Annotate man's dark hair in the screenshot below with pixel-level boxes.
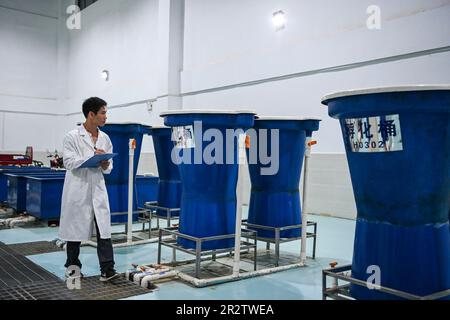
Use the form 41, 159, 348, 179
82, 97, 107, 118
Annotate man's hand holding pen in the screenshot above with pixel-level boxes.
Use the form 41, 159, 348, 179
95, 148, 110, 170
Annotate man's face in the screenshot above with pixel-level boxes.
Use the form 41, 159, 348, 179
91, 106, 107, 127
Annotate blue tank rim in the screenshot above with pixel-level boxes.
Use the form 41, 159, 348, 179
321, 86, 450, 119
160, 109, 256, 116
253, 117, 321, 132
3, 172, 63, 176
161, 110, 256, 128
321, 85, 450, 104
147, 126, 172, 136
99, 122, 152, 134
0, 167, 52, 173
23, 176, 66, 181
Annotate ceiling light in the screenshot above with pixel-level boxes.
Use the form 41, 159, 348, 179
101, 70, 109, 81
272, 10, 286, 31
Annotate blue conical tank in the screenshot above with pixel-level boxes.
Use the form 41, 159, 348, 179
322, 85, 450, 300
246, 117, 320, 238
161, 110, 255, 250
101, 122, 151, 223
147, 127, 182, 217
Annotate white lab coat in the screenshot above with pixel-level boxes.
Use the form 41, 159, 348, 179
58, 125, 113, 241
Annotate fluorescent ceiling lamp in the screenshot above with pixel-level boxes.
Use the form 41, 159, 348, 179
272, 10, 286, 31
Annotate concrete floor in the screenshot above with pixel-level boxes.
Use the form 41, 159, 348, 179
0, 213, 355, 300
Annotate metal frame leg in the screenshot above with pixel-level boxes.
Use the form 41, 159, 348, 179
253, 233, 257, 271
313, 223, 317, 259
167, 208, 171, 228
275, 228, 280, 267
195, 240, 201, 279
148, 211, 153, 239
322, 270, 327, 300
157, 229, 162, 264
172, 247, 176, 263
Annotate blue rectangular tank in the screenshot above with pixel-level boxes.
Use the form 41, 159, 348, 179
246, 117, 320, 238
101, 123, 151, 223
162, 110, 255, 250
5, 170, 61, 212
322, 85, 450, 300
25, 175, 65, 220
0, 167, 52, 202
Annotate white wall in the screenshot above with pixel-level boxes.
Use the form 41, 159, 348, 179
1, 0, 449, 219
182, 0, 450, 153
0, 0, 61, 152
64, 0, 160, 113
181, 0, 450, 218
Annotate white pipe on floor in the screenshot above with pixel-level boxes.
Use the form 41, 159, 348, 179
177, 263, 306, 288
140, 270, 179, 288
85, 238, 160, 248
300, 137, 312, 265
9, 215, 36, 228
133, 270, 155, 283
3, 217, 16, 226
127, 139, 136, 245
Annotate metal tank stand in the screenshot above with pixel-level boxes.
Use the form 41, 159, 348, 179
143, 201, 180, 238
110, 208, 152, 238
86, 208, 155, 248
322, 264, 450, 300
241, 220, 317, 267
157, 227, 258, 279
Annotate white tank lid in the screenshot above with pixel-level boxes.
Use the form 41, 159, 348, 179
160, 109, 256, 116
256, 116, 322, 121
322, 85, 450, 103
148, 125, 170, 129
103, 122, 151, 126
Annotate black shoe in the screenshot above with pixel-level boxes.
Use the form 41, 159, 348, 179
99, 270, 120, 282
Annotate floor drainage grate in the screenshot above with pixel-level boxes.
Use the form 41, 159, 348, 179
74, 275, 157, 300
0, 242, 60, 288
8, 241, 64, 256
0, 280, 82, 300
0, 242, 156, 300
0, 275, 156, 300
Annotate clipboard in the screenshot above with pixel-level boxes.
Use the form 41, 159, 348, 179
79, 153, 117, 168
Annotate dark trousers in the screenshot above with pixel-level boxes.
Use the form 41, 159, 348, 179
65, 218, 115, 274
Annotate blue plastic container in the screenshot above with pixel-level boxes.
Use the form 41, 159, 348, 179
246, 117, 320, 238
135, 175, 159, 208
25, 175, 65, 220
322, 86, 450, 300
100, 123, 151, 223
0, 166, 18, 201
0, 167, 51, 202
5, 169, 59, 212
147, 127, 182, 216
162, 110, 256, 250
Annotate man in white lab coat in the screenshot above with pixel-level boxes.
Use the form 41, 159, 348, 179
59, 97, 119, 282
